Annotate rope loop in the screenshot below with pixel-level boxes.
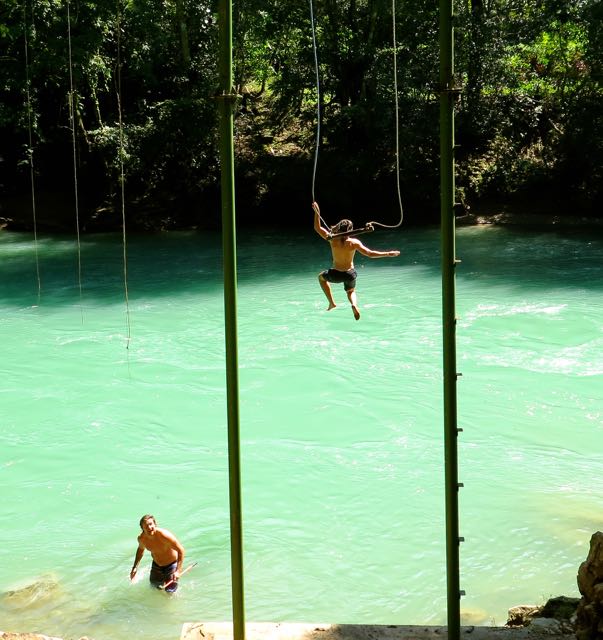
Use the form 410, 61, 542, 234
309, 0, 404, 232
66, 0, 84, 319
116, 2, 132, 349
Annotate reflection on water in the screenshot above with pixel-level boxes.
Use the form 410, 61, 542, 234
1, 225, 602, 638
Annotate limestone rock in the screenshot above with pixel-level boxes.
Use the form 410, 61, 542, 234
507, 595, 579, 634
529, 618, 564, 633
576, 532, 603, 640
507, 606, 542, 627
540, 596, 580, 620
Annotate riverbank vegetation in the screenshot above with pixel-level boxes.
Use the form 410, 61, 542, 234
1, 0, 601, 231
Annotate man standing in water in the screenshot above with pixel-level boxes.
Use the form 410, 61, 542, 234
130, 514, 185, 593
313, 201, 400, 320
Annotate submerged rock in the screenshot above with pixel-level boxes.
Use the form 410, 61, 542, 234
0, 633, 62, 639
1, 575, 61, 610
0, 633, 92, 640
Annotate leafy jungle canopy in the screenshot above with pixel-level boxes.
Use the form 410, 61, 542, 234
1, 0, 601, 230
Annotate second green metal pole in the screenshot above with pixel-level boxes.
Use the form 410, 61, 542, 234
440, 0, 462, 638
217, 0, 245, 637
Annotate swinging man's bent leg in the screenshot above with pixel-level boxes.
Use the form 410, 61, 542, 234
346, 288, 360, 321
318, 273, 337, 311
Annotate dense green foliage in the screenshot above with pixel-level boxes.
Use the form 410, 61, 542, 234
456, 0, 602, 214
1, 0, 601, 230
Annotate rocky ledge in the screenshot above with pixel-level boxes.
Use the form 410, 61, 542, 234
6, 532, 603, 640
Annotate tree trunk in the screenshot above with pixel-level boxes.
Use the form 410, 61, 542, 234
174, 0, 191, 68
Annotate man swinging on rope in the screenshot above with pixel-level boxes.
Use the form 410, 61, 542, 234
313, 201, 400, 320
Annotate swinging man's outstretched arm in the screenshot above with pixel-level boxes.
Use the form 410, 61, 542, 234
353, 238, 400, 258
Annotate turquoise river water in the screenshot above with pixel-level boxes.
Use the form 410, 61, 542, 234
1, 224, 602, 640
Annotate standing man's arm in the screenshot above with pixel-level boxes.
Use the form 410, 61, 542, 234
174, 536, 185, 578
313, 202, 331, 240
130, 543, 145, 581
160, 529, 185, 579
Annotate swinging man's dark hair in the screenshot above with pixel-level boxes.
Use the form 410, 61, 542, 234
331, 219, 353, 234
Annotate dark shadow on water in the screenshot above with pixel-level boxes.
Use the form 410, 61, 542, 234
1, 225, 602, 307
454, 225, 603, 293
1, 231, 225, 306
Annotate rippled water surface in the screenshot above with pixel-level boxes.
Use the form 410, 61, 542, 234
1, 224, 602, 639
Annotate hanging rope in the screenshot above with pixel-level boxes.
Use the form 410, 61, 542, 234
309, 0, 404, 237
308, 0, 331, 233
66, 0, 84, 320
309, 0, 321, 206
366, 0, 404, 231
23, 0, 41, 301
116, 3, 131, 349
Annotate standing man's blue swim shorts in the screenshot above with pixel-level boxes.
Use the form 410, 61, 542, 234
150, 560, 179, 593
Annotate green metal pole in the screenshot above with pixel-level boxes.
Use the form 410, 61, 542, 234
439, 0, 462, 637
217, 0, 245, 637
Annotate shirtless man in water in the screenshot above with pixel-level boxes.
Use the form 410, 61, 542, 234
130, 514, 185, 593
313, 201, 400, 320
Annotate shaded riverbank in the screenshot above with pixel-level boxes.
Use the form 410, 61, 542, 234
2, 191, 602, 234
